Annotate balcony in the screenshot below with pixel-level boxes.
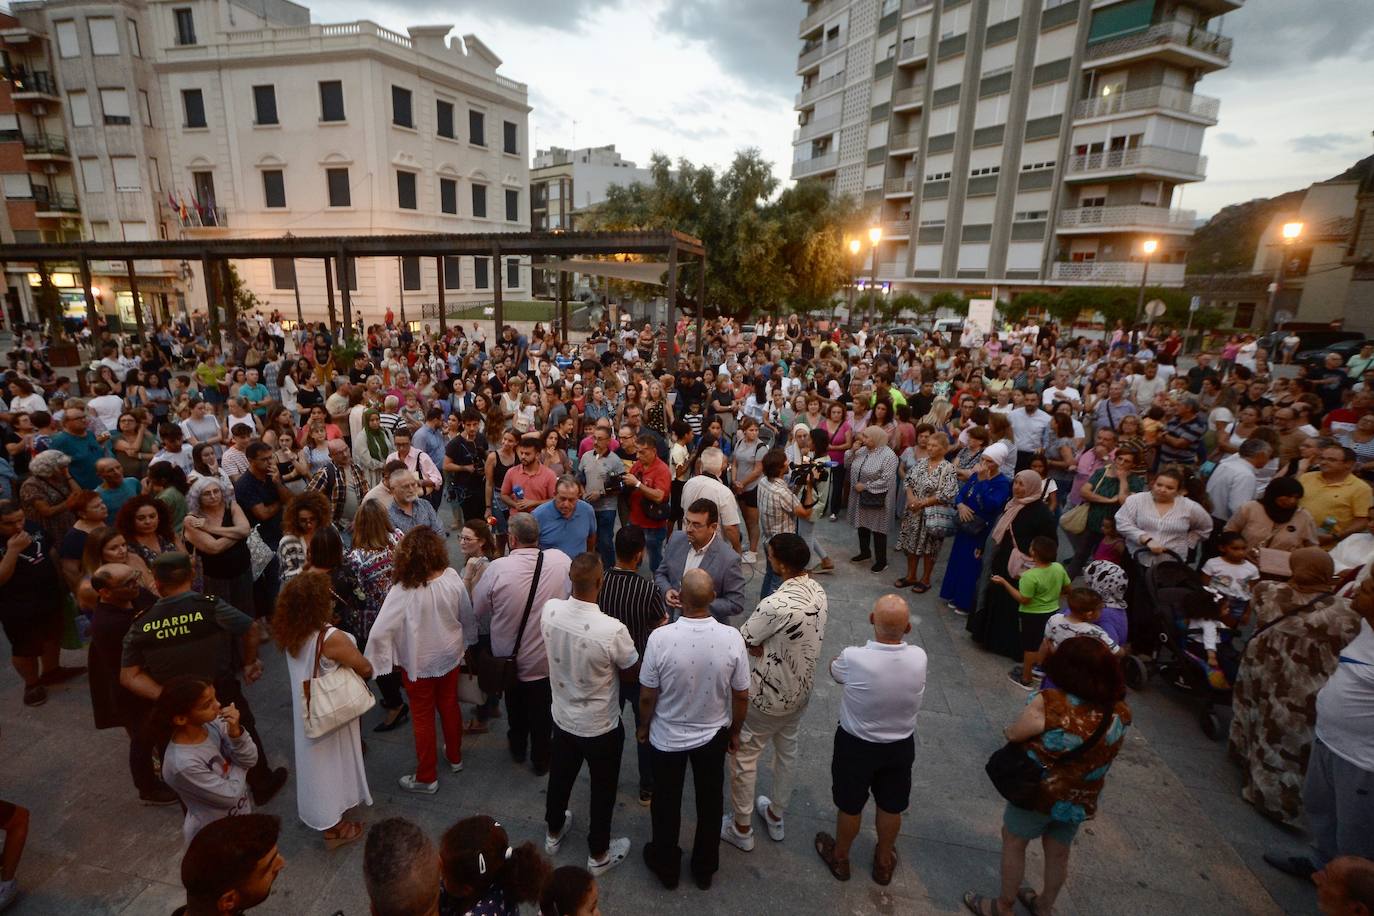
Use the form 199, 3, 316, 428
1065, 145, 1207, 182
795, 70, 845, 108
1057, 205, 1197, 234
794, 113, 841, 143
884, 176, 915, 196
21, 132, 70, 160
882, 220, 913, 237
797, 37, 841, 73
1074, 85, 1220, 123
892, 84, 925, 110
902, 0, 934, 12
176, 206, 229, 230
1084, 21, 1232, 72
8, 69, 59, 100
791, 151, 839, 179
799, 0, 846, 37
32, 190, 79, 216
889, 129, 920, 153
1050, 260, 1186, 286
898, 36, 927, 64
877, 261, 908, 277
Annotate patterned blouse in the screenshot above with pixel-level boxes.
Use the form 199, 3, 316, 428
345, 543, 396, 642
1025, 689, 1132, 822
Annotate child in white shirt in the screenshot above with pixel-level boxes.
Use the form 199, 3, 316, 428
1039, 586, 1122, 660
1201, 532, 1261, 625
1183, 588, 1238, 689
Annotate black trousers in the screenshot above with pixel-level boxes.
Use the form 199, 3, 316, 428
618, 680, 653, 790
376, 671, 404, 710
505, 677, 553, 768
546, 722, 624, 858
646, 727, 729, 883
213, 677, 274, 788
123, 696, 160, 794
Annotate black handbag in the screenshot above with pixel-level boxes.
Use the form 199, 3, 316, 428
475, 551, 544, 696
985, 703, 1114, 809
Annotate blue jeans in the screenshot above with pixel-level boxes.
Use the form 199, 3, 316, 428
595, 509, 618, 570
643, 526, 666, 578
759, 544, 781, 600
618, 679, 653, 791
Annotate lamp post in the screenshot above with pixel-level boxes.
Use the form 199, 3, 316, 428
1131, 237, 1159, 349
867, 225, 883, 325
1264, 221, 1304, 337
847, 237, 861, 322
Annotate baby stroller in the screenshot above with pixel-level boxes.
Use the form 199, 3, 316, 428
1124, 548, 1234, 739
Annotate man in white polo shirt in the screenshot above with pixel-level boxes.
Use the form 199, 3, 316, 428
638, 568, 750, 891
814, 593, 927, 887
680, 447, 743, 553
541, 552, 639, 877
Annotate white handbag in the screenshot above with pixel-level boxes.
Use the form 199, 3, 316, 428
301, 629, 376, 739
247, 525, 274, 581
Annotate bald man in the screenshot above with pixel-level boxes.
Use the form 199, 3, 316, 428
95, 457, 140, 517
815, 594, 927, 886
638, 567, 750, 891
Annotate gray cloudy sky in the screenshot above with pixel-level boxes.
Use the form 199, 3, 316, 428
330, 0, 1373, 218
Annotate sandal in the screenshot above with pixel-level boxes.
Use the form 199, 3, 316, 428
814, 832, 850, 881
893, 577, 919, 588
464, 718, 490, 735
1017, 886, 1044, 916
872, 847, 898, 886
962, 892, 1002, 916
911, 582, 931, 594
324, 820, 365, 850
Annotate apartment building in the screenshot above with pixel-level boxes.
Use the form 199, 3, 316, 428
792, 0, 1236, 304
6, 0, 531, 329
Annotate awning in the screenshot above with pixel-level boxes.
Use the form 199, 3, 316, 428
558, 258, 668, 287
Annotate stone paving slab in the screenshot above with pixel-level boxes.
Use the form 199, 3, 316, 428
0, 517, 1320, 915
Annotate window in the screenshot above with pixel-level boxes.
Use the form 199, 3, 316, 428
336, 257, 358, 291
442, 255, 461, 290
970, 165, 1000, 176
1021, 159, 1055, 171
506, 258, 519, 289
1078, 195, 1105, 208
2, 174, 33, 199
55, 20, 79, 57
436, 100, 454, 139
503, 121, 518, 155
88, 17, 119, 55
471, 183, 487, 218
401, 256, 421, 291
69, 91, 92, 127
121, 221, 149, 241
319, 81, 345, 122
182, 89, 206, 128
80, 158, 104, 192
111, 157, 140, 191
0, 114, 18, 141
469, 109, 485, 146
173, 8, 196, 46
504, 188, 519, 222
1013, 210, 1048, 221
439, 177, 457, 215
326, 168, 350, 207
271, 258, 296, 290
100, 88, 131, 124
139, 90, 153, 127
391, 86, 413, 128
252, 85, 277, 125
127, 19, 142, 56
397, 170, 417, 210
924, 170, 952, 182
473, 257, 489, 289
262, 169, 285, 208
149, 157, 161, 191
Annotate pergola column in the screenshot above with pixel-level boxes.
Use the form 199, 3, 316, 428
202, 253, 220, 345
337, 244, 352, 337
492, 245, 503, 340
324, 256, 337, 334
78, 254, 98, 334
126, 260, 145, 343
435, 256, 447, 336
665, 240, 678, 371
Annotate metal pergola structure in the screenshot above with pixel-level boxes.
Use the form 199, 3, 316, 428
0, 229, 708, 366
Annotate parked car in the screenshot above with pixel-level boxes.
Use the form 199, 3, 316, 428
1259, 329, 1363, 356
881, 325, 922, 337
1294, 338, 1374, 370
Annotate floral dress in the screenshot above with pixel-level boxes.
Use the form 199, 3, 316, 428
1025, 689, 1132, 823
896, 456, 958, 556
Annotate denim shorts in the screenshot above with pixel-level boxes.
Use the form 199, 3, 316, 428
1003, 803, 1079, 845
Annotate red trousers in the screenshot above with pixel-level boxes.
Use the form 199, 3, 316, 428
401, 668, 463, 783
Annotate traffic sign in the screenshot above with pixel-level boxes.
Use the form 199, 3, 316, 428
1144, 299, 1167, 319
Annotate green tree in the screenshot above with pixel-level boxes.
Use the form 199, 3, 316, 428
888, 292, 923, 323
1005, 292, 1053, 324
929, 291, 968, 316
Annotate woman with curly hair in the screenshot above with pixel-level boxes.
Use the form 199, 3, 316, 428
364, 527, 476, 794
271, 570, 373, 850
439, 815, 551, 915
277, 490, 332, 585
115, 494, 182, 565
539, 866, 599, 916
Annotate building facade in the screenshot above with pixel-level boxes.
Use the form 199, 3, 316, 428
792, 0, 1236, 304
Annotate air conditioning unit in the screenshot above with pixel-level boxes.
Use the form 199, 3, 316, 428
31, 102, 46, 116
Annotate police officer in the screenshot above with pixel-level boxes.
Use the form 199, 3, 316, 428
118, 552, 288, 804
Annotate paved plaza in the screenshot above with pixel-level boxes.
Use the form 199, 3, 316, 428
1, 517, 1321, 915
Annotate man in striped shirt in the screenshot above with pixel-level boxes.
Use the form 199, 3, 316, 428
598, 525, 668, 806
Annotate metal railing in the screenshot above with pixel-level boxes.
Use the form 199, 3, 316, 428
898, 36, 927, 62
1085, 21, 1233, 64
902, 0, 934, 12
9, 69, 57, 96
882, 220, 913, 236
796, 70, 845, 107
877, 261, 907, 275
1074, 84, 1220, 121
1057, 205, 1197, 230
884, 176, 915, 194
32, 189, 79, 212
791, 150, 840, 178
798, 37, 840, 70
1050, 261, 1186, 284
176, 206, 229, 228
1067, 145, 1207, 178
794, 113, 841, 143
799, 0, 846, 36
892, 84, 925, 108
888, 129, 921, 151
21, 133, 69, 156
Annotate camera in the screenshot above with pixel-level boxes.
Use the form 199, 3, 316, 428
603, 472, 625, 494
788, 457, 832, 489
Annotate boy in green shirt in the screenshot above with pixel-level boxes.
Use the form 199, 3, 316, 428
991, 535, 1071, 690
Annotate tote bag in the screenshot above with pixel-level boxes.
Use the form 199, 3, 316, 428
301, 629, 376, 739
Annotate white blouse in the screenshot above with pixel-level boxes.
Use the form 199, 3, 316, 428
365, 568, 474, 680
1115, 491, 1213, 563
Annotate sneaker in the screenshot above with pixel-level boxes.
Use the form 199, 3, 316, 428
21, 685, 46, 707
546, 810, 574, 854
756, 796, 785, 842
1008, 669, 1035, 691
720, 815, 755, 852
639, 787, 653, 807
588, 837, 631, 876
398, 774, 438, 795
449, 760, 464, 773
139, 784, 179, 806
828, 513, 837, 522
742, 551, 758, 564
0, 878, 17, 912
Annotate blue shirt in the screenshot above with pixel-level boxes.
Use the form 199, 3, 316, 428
99, 477, 140, 516
50, 430, 110, 489
239, 383, 269, 415
531, 499, 597, 559
388, 497, 444, 536
412, 424, 447, 476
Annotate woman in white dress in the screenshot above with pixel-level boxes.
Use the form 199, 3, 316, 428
272, 570, 373, 849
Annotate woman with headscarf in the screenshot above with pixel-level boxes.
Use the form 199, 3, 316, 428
1081, 560, 1130, 649
967, 468, 1058, 660
846, 425, 900, 573
1229, 547, 1360, 827
20, 449, 82, 546
1224, 475, 1320, 559
939, 447, 1012, 614
352, 408, 393, 489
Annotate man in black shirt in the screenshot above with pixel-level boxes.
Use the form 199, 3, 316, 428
443, 411, 489, 525
1185, 353, 1220, 394
0, 501, 84, 707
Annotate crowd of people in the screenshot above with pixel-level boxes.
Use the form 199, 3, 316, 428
1, 308, 1373, 914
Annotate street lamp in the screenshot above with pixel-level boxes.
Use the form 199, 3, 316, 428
1264, 221, 1304, 336
866, 226, 883, 325
1131, 237, 1159, 349
846, 237, 861, 321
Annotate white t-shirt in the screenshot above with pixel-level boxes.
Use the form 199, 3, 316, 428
1041, 386, 1081, 407
830, 640, 927, 743
1044, 613, 1118, 653
1315, 620, 1374, 771
639, 615, 749, 752
1201, 557, 1260, 603
151, 445, 194, 475
541, 596, 638, 738
680, 475, 742, 528
88, 394, 124, 431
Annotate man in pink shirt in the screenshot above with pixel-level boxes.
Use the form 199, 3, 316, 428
501, 435, 558, 513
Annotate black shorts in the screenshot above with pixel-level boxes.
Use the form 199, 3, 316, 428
2, 609, 61, 659
831, 726, 916, 816
1021, 612, 1052, 653
738, 489, 758, 509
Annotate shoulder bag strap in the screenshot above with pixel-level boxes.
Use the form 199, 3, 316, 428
1104, 400, 1115, 431
510, 550, 545, 658
1253, 591, 1334, 639
1056, 703, 1115, 763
